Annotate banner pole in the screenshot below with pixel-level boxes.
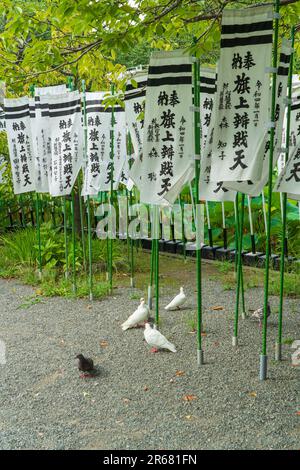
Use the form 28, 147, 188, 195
82, 79, 93, 300
261, 191, 268, 236
154, 204, 160, 326
233, 195, 246, 318
260, 0, 280, 381
233, 192, 245, 346
179, 192, 186, 260
128, 133, 135, 288
221, 202, 227, 250
67, 77, 77, 293
19, 194, 26, 228
62, 197, 69, 279
148, 231, 154, 310
78, 177, 87, 272
109, 83, 115, 295
194, 58, 204, 365
276, 26, 295, 361
29, 85, 42, 279
248, 195, 256, 254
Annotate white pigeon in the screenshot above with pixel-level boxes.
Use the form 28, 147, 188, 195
251, 302, 271, 328
165, 287, 186, 311
144, 323, 177, 353
121, 298, 150, 331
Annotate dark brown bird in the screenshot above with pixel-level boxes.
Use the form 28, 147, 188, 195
76, 354, 95, 378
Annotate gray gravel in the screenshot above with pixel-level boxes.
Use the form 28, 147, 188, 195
0, 273, 299, 450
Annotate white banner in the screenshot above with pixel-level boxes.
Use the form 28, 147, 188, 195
274, 143, 300, 195
44, 91, 83, 197
278, 84, 300, 176
198, 68, 236, 202
4, 97, 36, 194
130, 50, 194, 205
30, 84, 68, 193
200, 68, 216, 154
82, 92, 126, 195
224, 39, 292, 196
209, 5, 273, 182
125, 72, 146, 159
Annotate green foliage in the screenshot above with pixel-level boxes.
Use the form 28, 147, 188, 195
0, 222, 130, 276
0, 0, 299, 94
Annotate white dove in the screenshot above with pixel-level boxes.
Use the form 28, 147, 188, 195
121, 298, 150, 331
144, 323, 177, 353
251, 302, 271, 328
165, 287, 186, 311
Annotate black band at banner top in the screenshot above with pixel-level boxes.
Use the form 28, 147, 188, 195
48, 98, 81, 110
4, 103, 29, 113
124, 90, 146, 101
199, 86, 216, 95
221, 34, 273, 48
279, 53, 291, 64
277, 66, 289, 76
5, 111, 30, 119
42, 106, 81, 118
147, 76, 192, 87
221, 20, 273, 35
291, 102, 300, 111
200, 76, 216, 85
126, 81, 147, 92
148, 64, 192, 75
85, 106, 125, 114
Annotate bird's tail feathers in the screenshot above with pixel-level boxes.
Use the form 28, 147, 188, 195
166, 342, 177, 353
121, 321, 130, 331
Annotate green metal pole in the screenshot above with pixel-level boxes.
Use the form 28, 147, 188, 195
29, 85, 42, 279
68, 77, 77, 293
194, 58, 203, 365
260, 0, 280, 381
109, 84, 115, 294
276, 26, 295, 361
179, 193, 186, 260
127, 133, 135, 288
233, 193, 245, 346
234, 195, 246, 317
154, 205, 160, 326
62, 197, 69, 279
35, 193, 42, 279
71, 191, 76, 293
19, 194, 26, 228
82, 79, 93, 300
148, 215, 155, 310
78, 177, 87, 273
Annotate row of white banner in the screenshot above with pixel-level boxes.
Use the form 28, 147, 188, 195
0, 4, 300, 204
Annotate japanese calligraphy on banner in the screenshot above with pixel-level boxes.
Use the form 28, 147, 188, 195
130, 50, 194, 205
209, 5, 273, 182
81, 92, 127, 196
4, 97, 36, 194
125, 72, 147, 159
30, 84, 68, 193
274, 143, 300, 195
198, 68, 236, 202
224, 39, 292, 196
200, 68, 216, 154
43, 91, 83, 197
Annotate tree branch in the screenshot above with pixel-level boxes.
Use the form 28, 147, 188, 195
183, 0, 300, 24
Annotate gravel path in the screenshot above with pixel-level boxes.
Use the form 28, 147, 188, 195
0, 272, 299, 450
